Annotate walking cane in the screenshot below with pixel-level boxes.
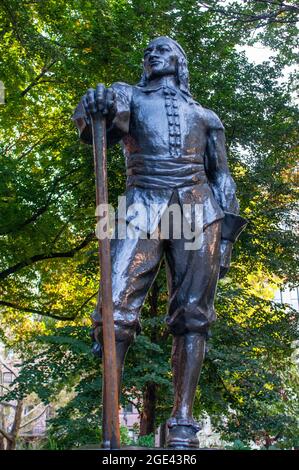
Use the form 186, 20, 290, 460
91, 112, 120, 449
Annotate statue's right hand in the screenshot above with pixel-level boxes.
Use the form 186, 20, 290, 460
82, 84, 115, 119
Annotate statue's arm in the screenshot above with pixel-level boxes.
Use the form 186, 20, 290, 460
72, 99, 93, 144
72, 82, 132, 147
205, 110, 239, 216
204, 109, 247, 277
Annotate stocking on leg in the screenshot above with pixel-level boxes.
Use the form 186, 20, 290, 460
167, 333, 206, 449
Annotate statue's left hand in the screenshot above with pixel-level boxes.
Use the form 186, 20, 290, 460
219, 239, 233, 279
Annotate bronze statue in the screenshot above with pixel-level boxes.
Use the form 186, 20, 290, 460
73, 36, 247, 449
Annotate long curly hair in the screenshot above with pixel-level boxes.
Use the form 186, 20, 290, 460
138, 36, 191, 96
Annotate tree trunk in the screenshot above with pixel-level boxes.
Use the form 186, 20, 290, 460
0, 406, 6, 449
0, 435, 5, 450
139, 382, 156, 436
6, 399, 23, 450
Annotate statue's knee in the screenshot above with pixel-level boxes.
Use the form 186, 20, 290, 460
114, 324, 136, 345
90, 307, 139, 358
166, 305, 212, 337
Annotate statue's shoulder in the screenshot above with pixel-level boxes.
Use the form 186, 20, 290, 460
202, 107, 224, 130
111, 81, 132, 92
111, 82, 133, 100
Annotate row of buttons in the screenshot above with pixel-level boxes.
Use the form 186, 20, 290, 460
163, 87, 181, 157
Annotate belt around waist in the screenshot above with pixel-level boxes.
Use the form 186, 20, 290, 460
126, 154, 207, 189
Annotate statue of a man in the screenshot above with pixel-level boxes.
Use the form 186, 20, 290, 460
73, 36, 246, 449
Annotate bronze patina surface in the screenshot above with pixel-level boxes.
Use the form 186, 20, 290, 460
73, 37, 247, 449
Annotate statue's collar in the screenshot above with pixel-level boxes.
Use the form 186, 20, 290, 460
136, 84, 195, 104
137, 84, 175, 93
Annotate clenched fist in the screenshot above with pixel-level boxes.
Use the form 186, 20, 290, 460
82, 83, 115, 119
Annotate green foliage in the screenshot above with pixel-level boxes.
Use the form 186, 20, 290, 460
0, 0, 298, 450
4, 326, 95, 403
135, 433, 155, 448
120, 426, 132, 447
225, 440, 251, 451
197, 284, 299, 448
42, 437, 62, 451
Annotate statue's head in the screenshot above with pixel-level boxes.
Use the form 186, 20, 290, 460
139, 36, 190, 94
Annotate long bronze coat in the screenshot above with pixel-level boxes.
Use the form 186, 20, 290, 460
73, 80, 246, 336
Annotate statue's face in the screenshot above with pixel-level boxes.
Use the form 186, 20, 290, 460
143, 39, 177, 80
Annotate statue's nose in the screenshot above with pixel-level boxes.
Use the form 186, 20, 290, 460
149, 53, 160, 64
149, 50, 160, 60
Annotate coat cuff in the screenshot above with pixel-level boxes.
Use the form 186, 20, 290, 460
221, 212, 248, 243
72, 100, 93, 144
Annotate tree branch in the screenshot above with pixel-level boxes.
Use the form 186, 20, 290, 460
0, 165, 84, 235
16, 136, 50, 160
0, 232, 94, 280
19, 403, 42, 420
208, 358, 240, 406
1, 129, 51, 158
0, 427, 12, 442
198, 0, 299, 25
0, 361, 17, 377
20, 61, 57, 97
0, 300, 77, 321
19, 405, 49, 430
0, 292, 97, 321
0, 402, 17, 408
0, 202, 51, 236
0, 384, 12, 392
256, 1, 299, 13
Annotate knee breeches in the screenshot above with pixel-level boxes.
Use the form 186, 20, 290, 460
93, 218, 221, 338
